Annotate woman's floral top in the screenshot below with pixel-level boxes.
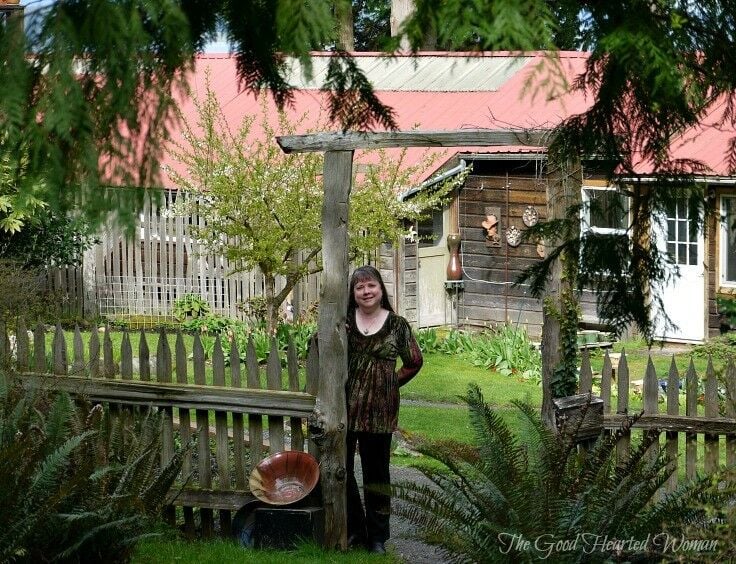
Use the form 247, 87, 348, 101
346, 311, 423, 433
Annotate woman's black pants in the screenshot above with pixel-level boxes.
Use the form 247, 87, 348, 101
346, 431, 392, 544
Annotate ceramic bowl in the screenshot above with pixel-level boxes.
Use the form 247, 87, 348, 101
249, 451, 319, 505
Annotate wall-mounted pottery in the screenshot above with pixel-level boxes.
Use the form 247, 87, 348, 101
482, 206, 502, 248
506, 226, 522, 247
522, 205, 539, 227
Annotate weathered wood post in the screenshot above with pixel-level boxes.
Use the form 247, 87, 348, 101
314, 150, 353, 549
542, 155, 582, 428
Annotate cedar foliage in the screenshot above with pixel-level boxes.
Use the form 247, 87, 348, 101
0, 371, 186, 563
394, 383, 728, 563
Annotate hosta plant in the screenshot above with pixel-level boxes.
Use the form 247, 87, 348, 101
394, 384, 727, 563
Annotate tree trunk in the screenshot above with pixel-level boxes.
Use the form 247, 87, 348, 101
264, 273, 278, 334
541, 156, 582, 427
335, 0, 354, 51
391, 0, 414, 51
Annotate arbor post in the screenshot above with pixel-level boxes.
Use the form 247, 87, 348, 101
314, 150, 353, 549
542, 156, 582, 427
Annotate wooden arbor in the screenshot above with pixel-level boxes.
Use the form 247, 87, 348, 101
276, 129, 551, 549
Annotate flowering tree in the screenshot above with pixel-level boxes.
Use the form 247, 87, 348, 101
168, 83, 461, 332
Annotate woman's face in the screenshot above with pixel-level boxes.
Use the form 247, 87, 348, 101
353, 276, 383, 311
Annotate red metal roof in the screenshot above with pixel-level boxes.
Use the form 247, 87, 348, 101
158, 51, 735, 190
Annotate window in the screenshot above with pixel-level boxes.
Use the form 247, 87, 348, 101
721, 196, 736, 285
417, 208, 444, 248
581, 186, 629, 234
665, 198, 698, 267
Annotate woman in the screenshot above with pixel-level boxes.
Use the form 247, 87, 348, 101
345, 265, 423, 554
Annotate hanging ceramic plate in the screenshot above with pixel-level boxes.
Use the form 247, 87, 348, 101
506, 226, 522, 247
522, 205, 539, 227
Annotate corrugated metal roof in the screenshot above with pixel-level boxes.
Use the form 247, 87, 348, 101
283, 53, 531, 91
155, 52, 736, 189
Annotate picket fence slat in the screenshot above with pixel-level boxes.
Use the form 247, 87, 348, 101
579, 348, 592, 394
230, 339, 247, 491
247, 336, 264, 473
727, 361, 736, 469
289, 336, 305, 452
267, 337, 286, 453
156, 329, 176, 525
88, 329, 100, 378
212, 336, 232, 534
175, 331, 195, 537
685, 359, 698, 480
616, 350, 630, 463
72, 326, 85, 376
600, 350, 612, 414
16, 319, 29, 371
665, 356, 679, 493
193, 333, 214, 537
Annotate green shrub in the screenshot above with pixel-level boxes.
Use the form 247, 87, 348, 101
0, 372, 185, 563
172, 293, 211, 322
394, 384, 728, 563
471, 325, 541, 382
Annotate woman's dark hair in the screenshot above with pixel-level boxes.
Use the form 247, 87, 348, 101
348, 265, 394, 314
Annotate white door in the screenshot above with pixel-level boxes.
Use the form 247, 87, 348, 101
417, 208, 449, 327
654, 198, 705, 342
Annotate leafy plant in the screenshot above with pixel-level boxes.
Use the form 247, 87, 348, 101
191, 313, 315, 366
182, 313, 237, 335
717, 295, 736, 331
437, 329, 475, 356
0, 371, 186, 563
172, 293, 210, 322
471, 325, 541, 382
415, 328, 439, 354
394, 384, 726, 563
692, 332, 736, 364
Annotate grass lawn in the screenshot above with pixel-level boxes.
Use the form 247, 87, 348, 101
400, 352, 541, 406
133, 538, 398, 563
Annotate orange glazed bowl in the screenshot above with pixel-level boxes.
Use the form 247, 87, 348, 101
249, 451, 320, 505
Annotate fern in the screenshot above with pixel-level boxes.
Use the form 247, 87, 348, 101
0, 371, 187, 563
394, 383, 728, 563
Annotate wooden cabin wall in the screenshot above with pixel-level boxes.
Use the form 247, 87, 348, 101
456, 173, 546, 336
454, 171, 599, 338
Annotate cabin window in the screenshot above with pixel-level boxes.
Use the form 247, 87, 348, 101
664, 198, 698, 267
720, 196, 736, 285
417, 208, 444, 248
581, 186, 628, 234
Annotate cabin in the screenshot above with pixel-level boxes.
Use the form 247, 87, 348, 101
69, 51, 736, 342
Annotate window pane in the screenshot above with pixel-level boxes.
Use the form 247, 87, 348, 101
418, 208, 443, 248
678, 220, 688, 242
667, 219, 675, 241
689, 243, 697, 265
585, 189, 628, 230
678, 243, 687, 265
667, 242, 676, 260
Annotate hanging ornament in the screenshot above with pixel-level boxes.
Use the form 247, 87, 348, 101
522, 205, 539, 227
506, 226, 522, 247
